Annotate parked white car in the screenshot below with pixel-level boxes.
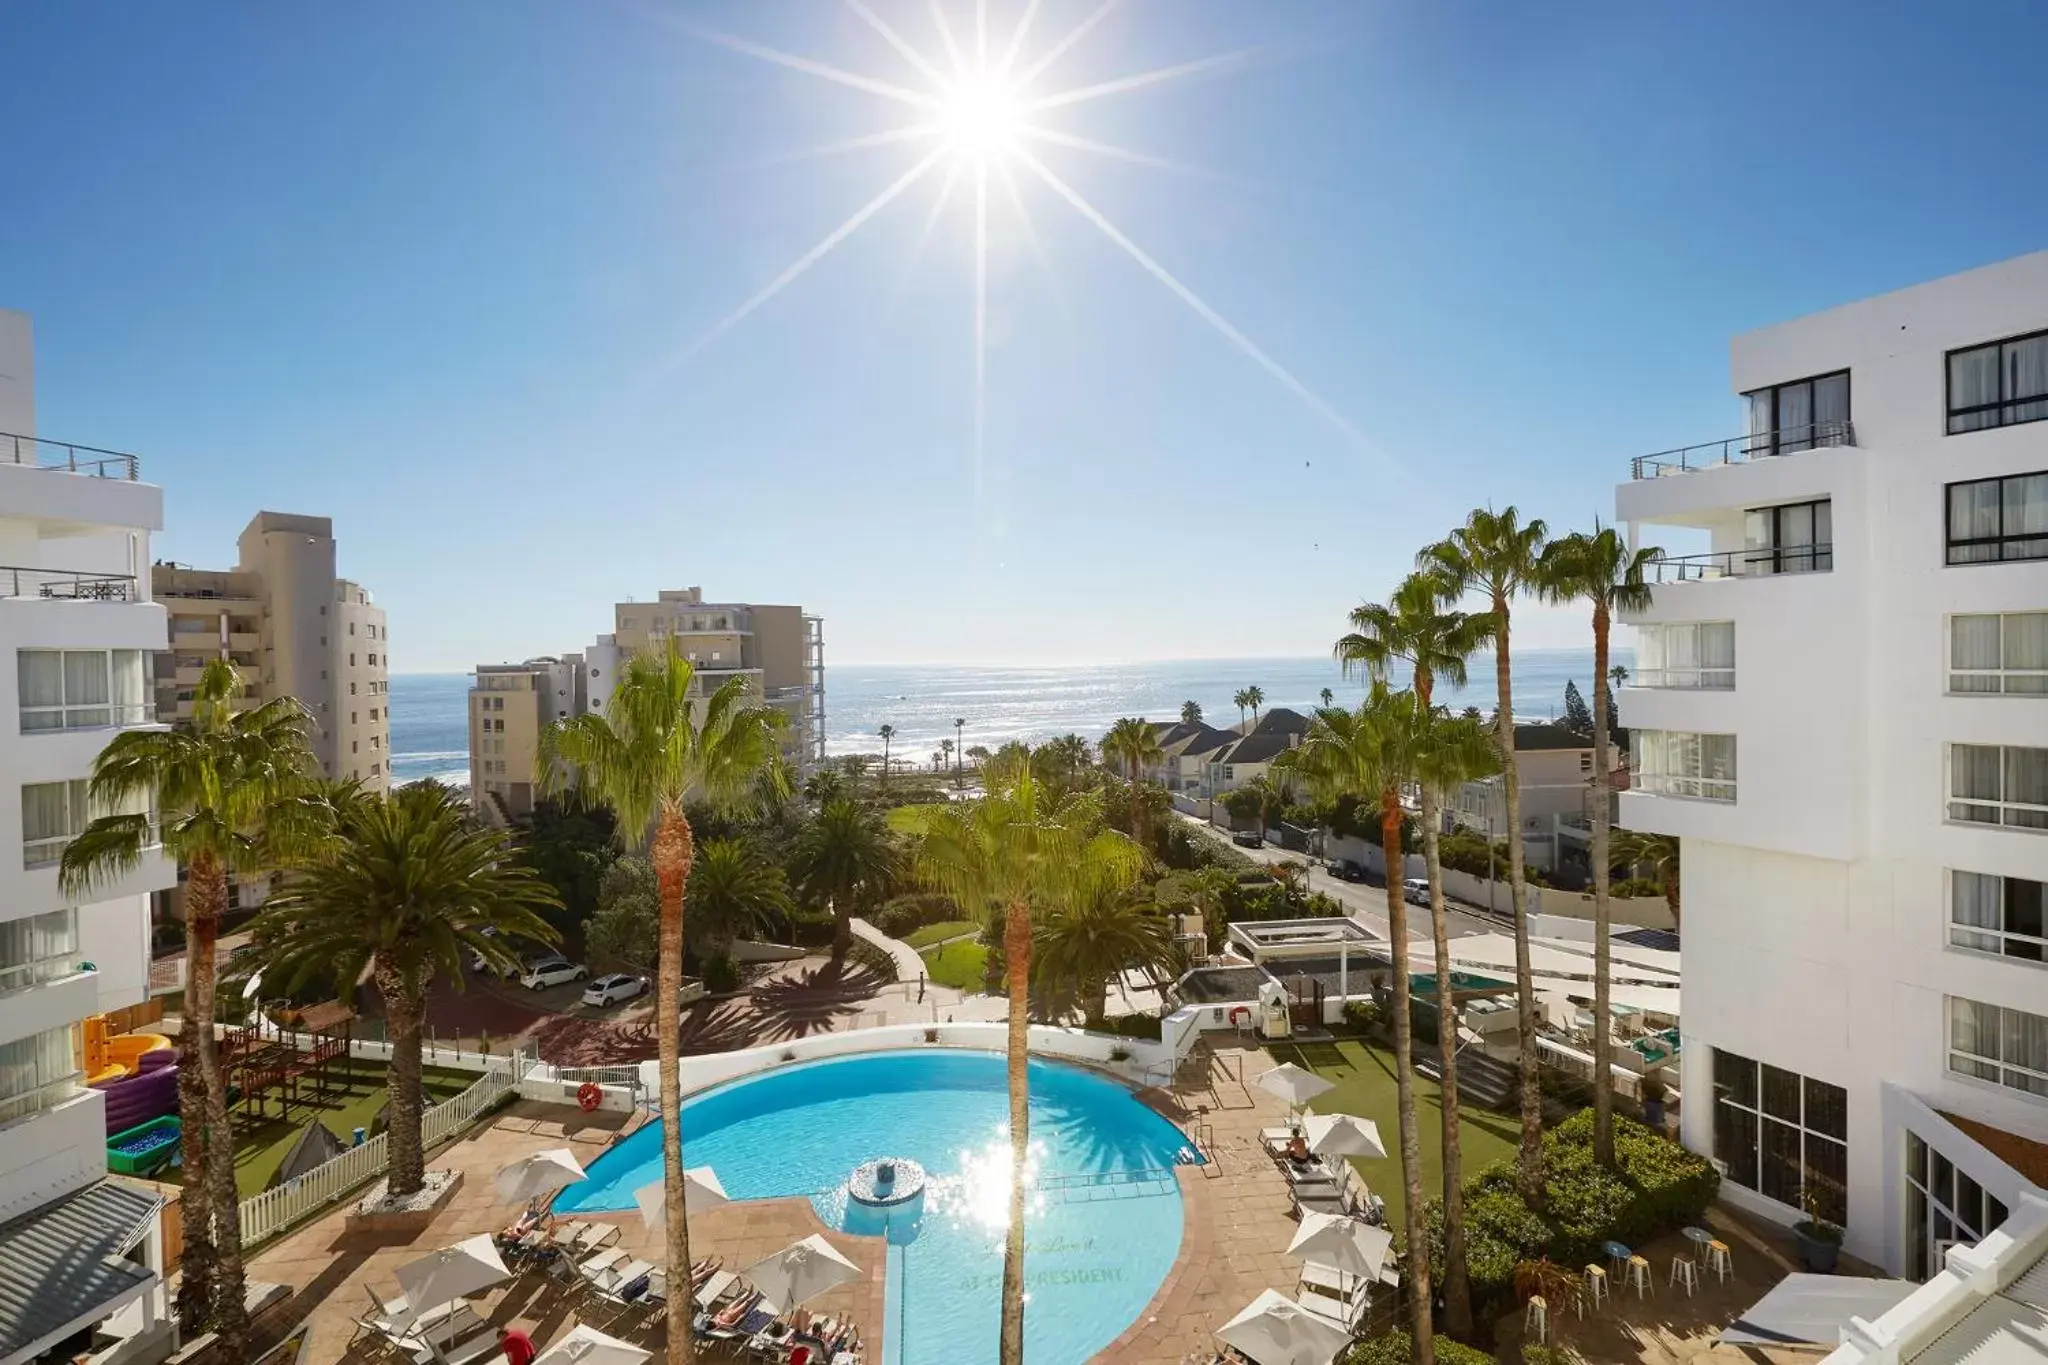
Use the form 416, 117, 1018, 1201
581, 974, 648, 1008
1402, 878, 1431, 906
521, 955, 588, 990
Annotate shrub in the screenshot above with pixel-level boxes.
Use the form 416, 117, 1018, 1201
1523, 1344, 1577, 1365
1611, 877, 1664, 900
1096, 1013, 1164, 1042
788, 912, 837, 949
699, 954, 741, 995
1342, 999, 1384, 1033
1347, 1332, 1492, 1365
871, 892, 962, 939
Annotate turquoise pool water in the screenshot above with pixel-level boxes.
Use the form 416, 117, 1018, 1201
554, 1050, 1197, 1365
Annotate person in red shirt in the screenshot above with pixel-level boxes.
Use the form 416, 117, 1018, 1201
498, 1327, 536, 1365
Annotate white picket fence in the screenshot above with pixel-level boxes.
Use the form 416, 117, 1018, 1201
236, 1049, 530, 1247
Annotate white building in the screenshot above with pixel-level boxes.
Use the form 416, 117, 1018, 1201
1616, 253, 2048, 1279
0, 311, 177, 1362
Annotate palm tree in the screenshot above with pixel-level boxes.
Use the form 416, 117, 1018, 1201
910, 765, 1141, 1363
840, 753, 871, 790
539, 646, 787, 1365
1032, 851, 1167, 1027
878, 723, 896, 786
1232, 687, 1251, 733
1245, 683, 1265, 729
1332, 569, 1489, 1332
1180, 699, 1203, 725
1424, 504, 1551, 1204
1102, 716, 1163, 784
687, 836, 795, 957
1543, 524, 1660, 1165
251, 783, 560, 1194
1279, 688, 1440, 1365
954, 716, 966, 786
58, 660, 327, 1353
1319, 686, 1334, 709
790, 797, 896, 961
1612, 828, 1681, 928
942, 737, 956, 781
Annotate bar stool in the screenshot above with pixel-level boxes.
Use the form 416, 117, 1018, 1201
1705, 1239, 1735, 1284
1582, 1264, 1608, 1313
1669, 1254, 1700, 1297
1524, 1295, 1548, 1344
1625, 1254, 1654, 1299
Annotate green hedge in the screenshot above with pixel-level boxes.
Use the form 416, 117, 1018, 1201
871, 892, 963, 939
1094, 1013, 1163, 1042
1347, 1332, 1493, 1365
1425, 1110, 1718, 1315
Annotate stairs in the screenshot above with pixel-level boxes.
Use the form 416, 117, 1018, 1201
1416, 1042, 1519, 1111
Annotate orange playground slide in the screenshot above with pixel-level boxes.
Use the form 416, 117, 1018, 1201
83, 1014, 174, 1084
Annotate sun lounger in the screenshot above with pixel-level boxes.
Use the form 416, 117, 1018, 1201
1284, 1158, 1336, 1186
694, 1270, 740, 1309
696, 1288, 764, 1339
550, 1219, 621, 1254
577, 1246, 628, 1279
1296, 1285, 1369, 1332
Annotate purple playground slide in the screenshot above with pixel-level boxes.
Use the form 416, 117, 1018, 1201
98, 1061, 180, 1135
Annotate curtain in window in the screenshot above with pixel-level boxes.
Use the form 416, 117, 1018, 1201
1951, 616, 2003, 692
1777, 383, 1814, 453
1951, 871, 2004, 953
20, 781, 79, 845
1950, 482, 2004, 562
111, 651, 145, 722
1747, 392, 1775, 455
2011, 335, 2048, 424
0, 1025, 74, 1104
1951, 346, 2001, 432
2002, 474, 2048, 560
16, 652, 63, 730
2005, 614, 2048, 682
1701, 622, 1736, 680
1814, 373, 1851, 443
2004, 747, 2048, 828
1951, 997, 1996, 1064
1702, 734, 1737, 782
63, 651, 110, 726
1951, 744, 2003, 809
1998, 1004, 2048, 1094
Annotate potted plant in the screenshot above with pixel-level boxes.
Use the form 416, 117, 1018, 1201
1639, 1072, 1668, 1129
1794, 1184, 1844, 1272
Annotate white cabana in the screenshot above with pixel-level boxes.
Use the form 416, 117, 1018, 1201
1302, 1112, 1387, 1161
743, 1234, 862, 1313
394, 1234, 509, 1320
1256, 1063, 1335, 1112
495, 1148, 589, 1204
1217, 1288, 1352, 1365
532, 1324, 653, 1365
633, 1167, 730, 1229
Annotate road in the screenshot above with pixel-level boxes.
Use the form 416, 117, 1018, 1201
1176, 814, 1508, 945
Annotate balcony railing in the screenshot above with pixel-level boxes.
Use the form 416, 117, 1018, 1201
0, 566, 138, 601
2, 431, 141, 480
1630, 421, 1854, 480
0, 956, 86, 997
1644, 544, 1832, 583
0, 1072, 86, 1127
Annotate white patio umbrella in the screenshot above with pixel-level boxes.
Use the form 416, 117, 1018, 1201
1302, 1112, 1387, 1160
1287, 1210, 1394, 1292
495, 1148, 589, 1203
532, 1324, 652, 1365
742, 1234, 862, 1313
632, 1167, 730, 1229
1216, 1288, 1353, 1365
394, 1234, 509, 1319
1255, 1063, 1335, 1113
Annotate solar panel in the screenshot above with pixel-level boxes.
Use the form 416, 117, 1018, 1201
1616, 927, 1681, 952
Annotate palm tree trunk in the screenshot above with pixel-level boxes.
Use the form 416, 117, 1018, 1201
377, 958, 428, 1197
1493, 598, 1546, 1205
172, 859, 220, 1337
1086, 977, 1109, 1031
831, 897, 853, 965
185, 851, 249, 1355
1381, 791, 1435, 1365
999, 898, 1034, 1365
1420, 786, 1471, 1337
653, 810, 699, 1365
1590, 606, 1616, 1166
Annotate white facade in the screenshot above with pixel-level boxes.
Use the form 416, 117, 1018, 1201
0, 312, 177, 1225
1616, 254, 2048, 1277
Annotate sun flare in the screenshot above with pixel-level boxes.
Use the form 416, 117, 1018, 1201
937, 74, 1027, 160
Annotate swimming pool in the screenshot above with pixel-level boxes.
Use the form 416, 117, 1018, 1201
554, 1050, 1199, 1364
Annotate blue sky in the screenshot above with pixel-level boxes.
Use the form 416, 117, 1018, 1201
4, 1, 2044, 670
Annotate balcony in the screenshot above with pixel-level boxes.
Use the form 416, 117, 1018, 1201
1, 431, 141, 481
1629, 421, 1854, 481
0, 566, 138, 602
1643, 544, 1832, 584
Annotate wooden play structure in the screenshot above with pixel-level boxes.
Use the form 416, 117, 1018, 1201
223, 1000, 355, 1123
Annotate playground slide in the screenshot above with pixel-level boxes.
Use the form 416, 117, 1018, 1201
100, 1063, 179, 1136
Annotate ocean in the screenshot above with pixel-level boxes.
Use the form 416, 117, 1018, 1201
386, 648, 1627, 785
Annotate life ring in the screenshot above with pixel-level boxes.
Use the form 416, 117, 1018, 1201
577, 1082, 602, 1113
1227, 1005, 1253, 1029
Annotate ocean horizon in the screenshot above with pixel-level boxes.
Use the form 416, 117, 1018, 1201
387, 648, 1628, 787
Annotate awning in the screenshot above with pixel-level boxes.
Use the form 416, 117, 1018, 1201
1912, 1294, 2048, 1365
1721, 1274, 1919, 1348
0, 1180, 162, 1365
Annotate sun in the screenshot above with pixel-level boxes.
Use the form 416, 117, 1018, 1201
936, 73, 1026, 160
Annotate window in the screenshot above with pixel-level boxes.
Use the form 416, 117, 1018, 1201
1948, 473, 2048, 565
1905, 1132, 2010, 1280
1745, 370, 1852, 454
349, 654, 355, 667
370, 735, 379, 750
1948, 330, 2048, 434
349, 623, 355, 635
1635, 622, 1736, 689
1950, 613, 2048, 694
21, 779, 90, 868
0, 1024, 81, 1125
1631, 730, 1737, 802
1712, 1049, 1847, 1225
17, 650, 148, 731
1948, 744, 2048, 829
1951, 871, 2046, 964
351, 740, 358, 754
350, 682, 357, 696
369, 708, 378, 721
351, 712, 358, 725
1948, 997, 2048, 1098
0, 909, 79, 995
1744, 499, 1833, 575
370, 762, 380, 776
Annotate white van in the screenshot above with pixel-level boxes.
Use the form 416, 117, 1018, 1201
1402, 878, 1431, 906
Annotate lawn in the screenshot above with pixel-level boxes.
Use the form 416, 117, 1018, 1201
920, 940, 990, 991
902, 920, 978, 950
1266, 1037, 1522, 1240
153, 1058, 477, 1197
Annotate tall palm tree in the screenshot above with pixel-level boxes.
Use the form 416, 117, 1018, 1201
1612, 828, 1681, 929
686, 836, 794, 957
1423, 504, 1551, 1204
1332, 569, 1489, 1332
1102, 716, 1163, 784
954, 717, 966, 786
1232, 687, 1252, 733
790, 797, 895, 961
58, 660, 327, 1353
910, 766, 1141, 1364
539, 647, 787, 1365
1180, 699, 1203, 725
1319, 686, 1334, 709
942, 737, 956, 780
1245, 683, 1265, 729
1279, 688, 1440, 1365
1031, 850, 1167, 1027
250, 783, 560, 1194
1543, 524, 1660, 1165
878, 723, 895, 787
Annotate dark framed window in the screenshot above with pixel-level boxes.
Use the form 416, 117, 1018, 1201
1948, 330, 2048, 434
1745, 371, 1851, 455
1744, 499, 1833, 574
1712, 1047, 1848, 1225
1948, 473, 2048, 564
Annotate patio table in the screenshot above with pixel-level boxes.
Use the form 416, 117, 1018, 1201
1682, 1226, 1715, 1260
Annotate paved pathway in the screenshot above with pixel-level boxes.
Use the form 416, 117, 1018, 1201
849, 916, 926, 982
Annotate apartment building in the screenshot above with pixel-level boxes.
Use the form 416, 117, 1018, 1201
0, 310, 176, 1360
1450, 722, 1627, 876
1615, 253, 2048, 1278
154, 511, 389, 790
470, 655, 586, 823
